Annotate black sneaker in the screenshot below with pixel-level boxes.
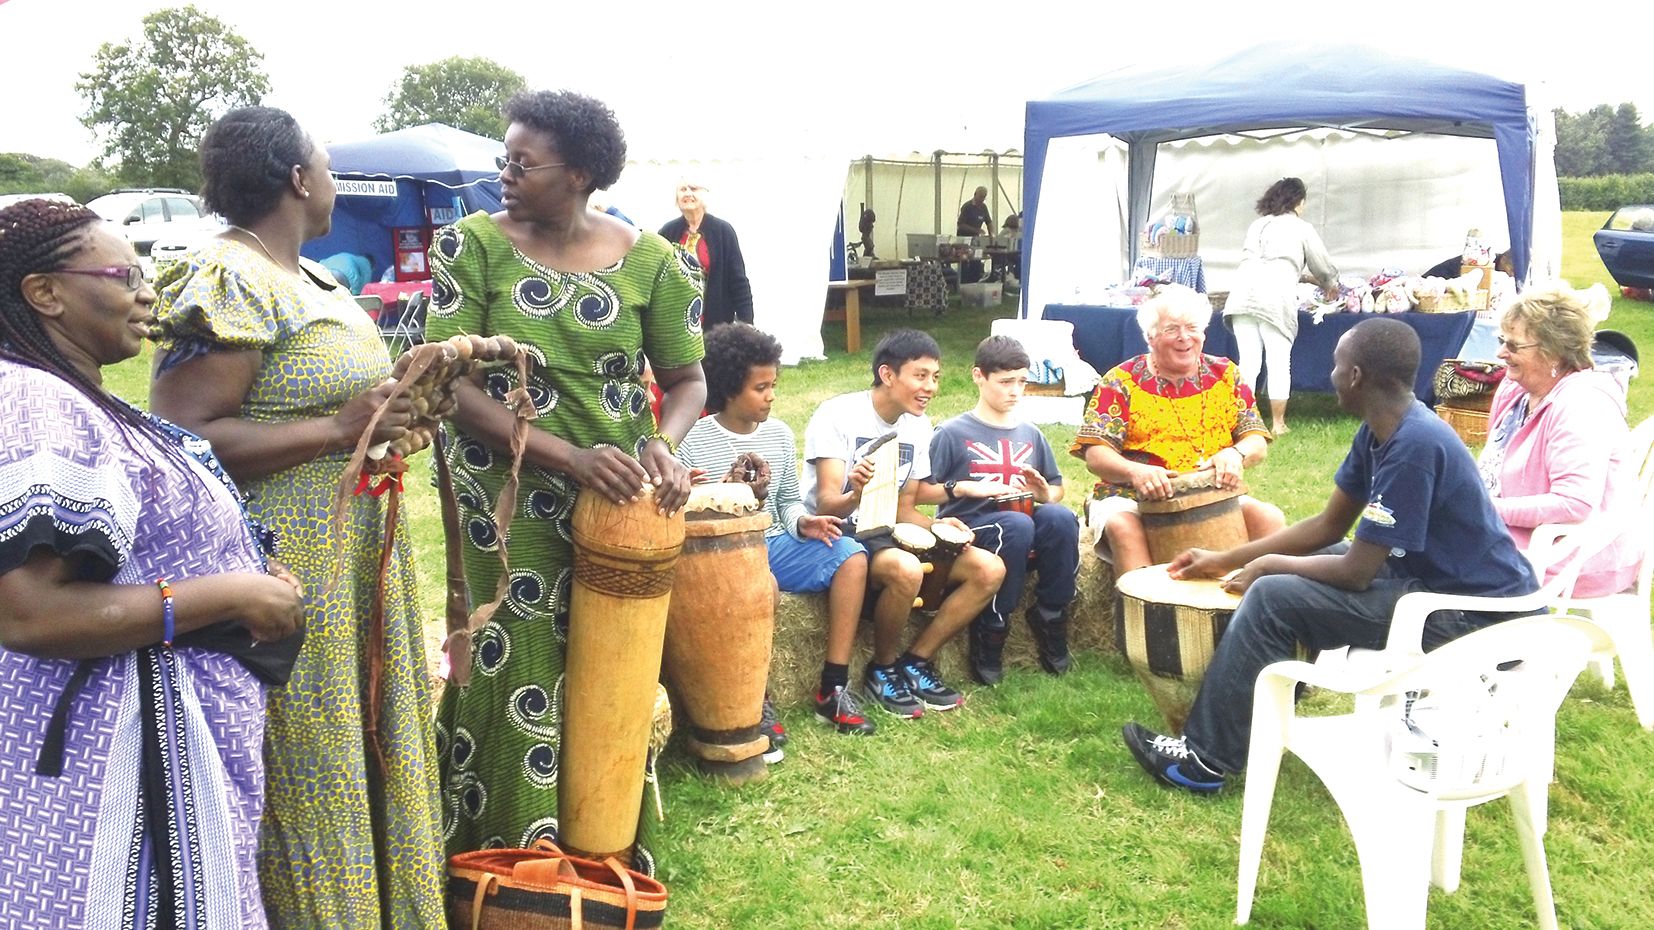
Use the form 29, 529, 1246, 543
813, 685, 876, 735
862, 664, 924, 719
969, 625, 1006, 686
1027, 608, 1072, 676
1121, 722, 1224, 795
759, 698, 787, 763
898, 657, 966, 711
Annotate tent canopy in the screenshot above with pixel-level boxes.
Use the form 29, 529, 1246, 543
302, 123, 504, 282
1022, 42, 1545, 310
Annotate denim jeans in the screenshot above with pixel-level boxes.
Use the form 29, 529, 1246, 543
1181, 553, 1486, 774
966, 504, 1080, 631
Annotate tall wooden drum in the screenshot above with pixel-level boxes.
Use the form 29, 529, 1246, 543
1136, 472, 1249, 565
561, 485, 684, 865
662, 482, 775, 784
917, 522, 972, 611
1113, 564, 1242, 733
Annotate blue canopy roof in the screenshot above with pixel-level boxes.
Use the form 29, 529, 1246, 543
1022, 43, 1538, 309
302, 124, 503, 282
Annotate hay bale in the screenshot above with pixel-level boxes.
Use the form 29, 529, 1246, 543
766, 535, 1117, 707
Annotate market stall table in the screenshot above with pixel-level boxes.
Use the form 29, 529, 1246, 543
1042, 304, 1477, 405
825, 280, 875, 352
1131, 255, 1206, 292
359, 280, 433, 321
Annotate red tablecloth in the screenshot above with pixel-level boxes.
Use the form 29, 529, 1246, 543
359, 280, 433, 308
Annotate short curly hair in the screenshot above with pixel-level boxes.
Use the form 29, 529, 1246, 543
1256, 177, 1307, 217
504, 90, 626, 194
199, 106, 314, 226
702, 322, 783, 413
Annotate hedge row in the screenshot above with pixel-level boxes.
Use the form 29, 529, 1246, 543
1560, 174, 1654, 211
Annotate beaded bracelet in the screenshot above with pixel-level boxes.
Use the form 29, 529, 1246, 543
155, 578, 175, 648
651, 430, 678, 455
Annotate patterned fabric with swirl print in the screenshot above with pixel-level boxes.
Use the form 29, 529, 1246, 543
426, 211, 704, 868
152, 239, 445, 929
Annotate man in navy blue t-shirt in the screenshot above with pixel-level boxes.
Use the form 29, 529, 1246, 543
1121, 317, 1538, 794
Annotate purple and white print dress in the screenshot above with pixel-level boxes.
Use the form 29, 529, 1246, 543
0, 359, 271, 929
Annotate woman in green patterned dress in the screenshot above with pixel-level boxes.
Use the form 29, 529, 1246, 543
427, 90, 705, 870
150, 107, 445, 929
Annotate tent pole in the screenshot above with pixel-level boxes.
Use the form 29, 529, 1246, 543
990, 152, 999, 236
934, 150, 943, 235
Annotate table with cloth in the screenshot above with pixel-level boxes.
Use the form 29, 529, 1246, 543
1043, 304, 1478, 405
1131, 255, 1206, 292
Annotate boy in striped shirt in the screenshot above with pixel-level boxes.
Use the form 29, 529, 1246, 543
676, 323, 877, 737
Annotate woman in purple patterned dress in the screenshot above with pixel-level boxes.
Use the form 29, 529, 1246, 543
0, 199, 305, 928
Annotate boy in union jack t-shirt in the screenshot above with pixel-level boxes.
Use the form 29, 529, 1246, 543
922, 335, 1080, 685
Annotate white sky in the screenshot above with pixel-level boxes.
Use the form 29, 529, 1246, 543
2, 0, 1651, 169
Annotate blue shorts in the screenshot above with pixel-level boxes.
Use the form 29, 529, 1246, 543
767, 531, 867, 593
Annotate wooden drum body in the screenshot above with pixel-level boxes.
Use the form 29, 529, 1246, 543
994, 491, 1035, 516
1113, 564, 1242, 733
1136, 473, 1249, 565
561, 487, 684, 864
918, 522, 971, 611
662, 483, 775, 784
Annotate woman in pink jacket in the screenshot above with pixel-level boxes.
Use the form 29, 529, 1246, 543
1479, 282, 1640, 597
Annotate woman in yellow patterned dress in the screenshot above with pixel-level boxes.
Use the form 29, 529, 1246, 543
150, 107, 444, 929
427, 90, 704, 871
1070, 284, 1285, 573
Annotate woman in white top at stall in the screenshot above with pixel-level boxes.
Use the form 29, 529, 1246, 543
1222, 177, 1339, 435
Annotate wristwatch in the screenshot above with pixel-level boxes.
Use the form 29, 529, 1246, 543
943, 479, 959, 502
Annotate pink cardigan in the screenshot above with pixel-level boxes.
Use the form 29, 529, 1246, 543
1483, 371, 1640, 597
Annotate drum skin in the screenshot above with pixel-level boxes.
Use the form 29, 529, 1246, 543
1113, 564, 1242, 733
560, 487, 684, 864
662, 490, 775, 784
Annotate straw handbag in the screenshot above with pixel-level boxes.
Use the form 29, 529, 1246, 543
448, 840, 667, 930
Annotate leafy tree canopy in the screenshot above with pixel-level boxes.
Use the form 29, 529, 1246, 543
77, 5, 270, 190
0, 153, 117, 204
374, 56, 525, 141
1554, 103, 1654, 177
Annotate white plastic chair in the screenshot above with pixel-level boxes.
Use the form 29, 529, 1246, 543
1236, 615, 1598, 930
1528, 414, 1654, 729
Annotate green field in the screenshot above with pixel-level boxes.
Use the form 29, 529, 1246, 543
102, 212, 1654, 929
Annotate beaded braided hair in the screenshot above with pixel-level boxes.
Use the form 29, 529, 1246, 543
0, 198, 177, 454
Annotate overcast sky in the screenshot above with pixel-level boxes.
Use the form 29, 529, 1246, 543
2, 0, 1650, 169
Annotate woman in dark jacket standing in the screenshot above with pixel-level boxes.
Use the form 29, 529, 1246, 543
659, 179, 753, 327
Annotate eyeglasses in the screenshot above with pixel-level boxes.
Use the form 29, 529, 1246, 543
495, 155, 567, 179
1496, 335, 1539, 352
56, 265, 148, 291
1157, 323, 1205, 339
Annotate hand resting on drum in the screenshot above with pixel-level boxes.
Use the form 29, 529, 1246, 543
1196, 445, 1246, 491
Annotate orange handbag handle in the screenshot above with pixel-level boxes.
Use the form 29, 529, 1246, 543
468, 872, 499, 930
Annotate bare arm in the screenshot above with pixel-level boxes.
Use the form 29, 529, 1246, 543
150, 350, 411, 483
638, 361, 706, 513
812, 457, 872, 519
1171, 487, 1368, 584
0, 549, 303, 659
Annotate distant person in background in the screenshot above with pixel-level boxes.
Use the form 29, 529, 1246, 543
1423, 249, 1514, 280
956, 186, 992, 284
1222, 177, 1339, 435
858, 206, 877, 259
1480, 282, 1639, 597
660, 179, 753, 327
590, 199, 635, 226
319, 250, 373, 294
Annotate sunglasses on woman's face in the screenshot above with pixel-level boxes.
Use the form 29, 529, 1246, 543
1496, 335, 1539, 352
495, 155, 567, 180
56, 264, 148, 291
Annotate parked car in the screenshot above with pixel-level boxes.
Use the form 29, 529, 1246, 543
1594, 205, 1654, 291
86, 188, 223, 257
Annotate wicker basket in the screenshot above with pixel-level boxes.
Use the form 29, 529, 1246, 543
1416, 290, 1489, 313
1139, 231, 1200, 258
1436, 404, 1489, 446
1025, 378, 1066, 397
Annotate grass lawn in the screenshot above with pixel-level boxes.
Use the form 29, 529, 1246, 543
101, 213, 1654, 928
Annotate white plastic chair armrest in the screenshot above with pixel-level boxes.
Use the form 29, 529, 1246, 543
1385, 588, 1556, 654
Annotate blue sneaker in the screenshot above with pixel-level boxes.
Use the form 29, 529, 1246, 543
862, 664, 924, 719
1122, 722, 1224, 795
898, 657, 965, 711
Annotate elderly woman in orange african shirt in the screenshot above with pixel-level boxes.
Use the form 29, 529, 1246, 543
1070, 284, 1286, 573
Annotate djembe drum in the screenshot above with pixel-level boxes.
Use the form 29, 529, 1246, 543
917, 522, 973, 611
1113, 564, 1242, 732
560, 485, 685, 864
994, 491, 1035, 516
1136, 471, 1249, 565
661, 482, 774, 784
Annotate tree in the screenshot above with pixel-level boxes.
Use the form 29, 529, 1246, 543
1553, 103, 1654, 177
1607, 103, 1653, 175
0, 154, 114, 204
76, 5, 270, 190
375, 56, 525, 141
